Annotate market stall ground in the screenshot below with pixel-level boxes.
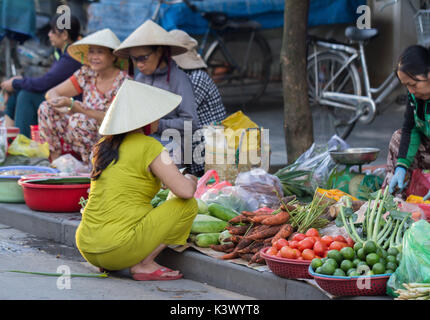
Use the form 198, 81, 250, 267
0, 202, 391, 300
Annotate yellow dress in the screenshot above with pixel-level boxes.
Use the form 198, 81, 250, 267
75, 132, 198, 270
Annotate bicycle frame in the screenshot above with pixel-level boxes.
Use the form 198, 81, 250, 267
312, 39, 400, 124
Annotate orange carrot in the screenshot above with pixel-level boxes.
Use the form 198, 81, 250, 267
226, 224, 250, 235
250, 214, 274, 224
271, 224, 294, 245
261, 210, 290, 225
219, 251, 239, 260
210, 243, 235, 252
229, 215, 252, 224
245, 225, 282, 240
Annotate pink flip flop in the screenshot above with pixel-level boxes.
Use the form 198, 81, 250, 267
132, 267, 183, 281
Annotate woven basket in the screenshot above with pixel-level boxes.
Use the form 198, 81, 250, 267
308, 265, 391, 296
260, 247, 313, 279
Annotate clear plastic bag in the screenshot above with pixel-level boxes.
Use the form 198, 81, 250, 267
386, 220, 430, 297
201, 185, 258, 213
234, 168, 284, 209
51, 154, 91, 174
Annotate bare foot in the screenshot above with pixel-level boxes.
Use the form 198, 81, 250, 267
130, 261, 180, 277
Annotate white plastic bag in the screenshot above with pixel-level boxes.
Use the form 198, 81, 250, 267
51, 154, 91, 174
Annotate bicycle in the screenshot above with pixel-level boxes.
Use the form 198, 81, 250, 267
306, 0, 425, 140
152, 0, 273, 106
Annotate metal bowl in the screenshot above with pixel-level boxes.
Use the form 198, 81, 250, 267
329, 148, 380, 165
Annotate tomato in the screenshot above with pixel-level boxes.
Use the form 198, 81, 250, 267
305, 228, 320, 238
275, 238, 289, 250
289, 240, 299, 249
292, 249, 301, 259
306, 236, 316, 245
266, 247, 278, 256
313, 240, 327, 257
298, 238, 314, 252
276, 251, 282, 257
297, 256, 304, 260
345, 237, 355, 247
334, 235, 347, 243
302, 249, 316, 260
320, 235, 334, 246
329, 241, 347, 251
292, 233, 306, 242
280, 246, 297, 259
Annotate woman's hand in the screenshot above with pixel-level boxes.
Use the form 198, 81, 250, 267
46, 96, 71, 109
0, 76, 22, 92
184, 174, 198, 185
388, 167, 407, 194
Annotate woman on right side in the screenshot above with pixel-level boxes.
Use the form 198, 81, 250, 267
385, 45, 430, 199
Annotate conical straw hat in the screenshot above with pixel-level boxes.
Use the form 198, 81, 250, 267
169, 29, 207, 70
67, 28, 129, 71
114, 20, 188, 58
99, 79, 182, 135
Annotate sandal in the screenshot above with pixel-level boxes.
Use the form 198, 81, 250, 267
131, 267, 183, 281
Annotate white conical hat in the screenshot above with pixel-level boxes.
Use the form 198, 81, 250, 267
114, 20, 188, 58
67, 28, 128, 70
169, 29, 207, 70
99, 79, 182, 135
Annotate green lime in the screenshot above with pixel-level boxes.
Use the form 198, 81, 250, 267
380, 249, 388, 259
396, 253, 402, 264
387, 247, 399, 257
386, 255, 397, 264
366, 253, 379, 266
363, 241, 377, 255
357, 248, 366, 260
385, 269, 394, 274
349, 271, 360, 277
386, 261, 397, 271
353, 242, 363, 252
372, 262, 386, 275
376, 248, 388, 259
327, 250, 343, 264
352, 258, 361, 268
320, 262, 335, 275
368, 271, 375, 276
347, 268, 357, 276
321, 257, 328, 264
340, 260, 354, 272
315, 266, 324, 274
325, 258, 338, 269
333, 268, 346, 277
356, 263, 371, 275
340, 247, 355, 261
311, 258, 323, 271
378, 257, 386, 266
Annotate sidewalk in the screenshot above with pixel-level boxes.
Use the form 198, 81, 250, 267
0, 202, 392, 300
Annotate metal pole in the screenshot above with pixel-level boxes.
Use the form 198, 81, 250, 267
4, 37, 11, 79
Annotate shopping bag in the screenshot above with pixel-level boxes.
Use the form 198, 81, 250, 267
7, 134, 49, 158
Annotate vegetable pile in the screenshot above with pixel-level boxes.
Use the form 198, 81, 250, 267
395, 283, 430, 300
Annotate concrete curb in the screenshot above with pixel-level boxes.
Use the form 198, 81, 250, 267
0, 203, 391, 300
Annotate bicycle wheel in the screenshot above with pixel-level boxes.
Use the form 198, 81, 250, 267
204, 32, 272, 106
307, 51, 362, 140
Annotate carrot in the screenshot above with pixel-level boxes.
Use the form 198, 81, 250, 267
263, 237, 274, 245
235, 237, 254, 251
281, 204, 297, 212
250, 214, 274, 224
237, 240, 263, 254
219, 251, 239, 260
261, 210, 290, 225
228, 215, 252, 224
249, 251, 266, 265
245, 225, 271, 237
210, 243, 235, 252
241, 211, 260, 217
226, 224, 250, 235
245, 225, 282, 240
271, 224, 294, 245
239, 253, 254, 262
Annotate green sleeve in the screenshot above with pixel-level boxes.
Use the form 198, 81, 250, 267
397, 127, 421, 169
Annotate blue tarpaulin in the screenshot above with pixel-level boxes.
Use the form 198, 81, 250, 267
87, 0, 367, 40
0, 0, 35, 42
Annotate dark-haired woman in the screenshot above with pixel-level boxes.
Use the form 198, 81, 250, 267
385, 45, 430, 198
114, 20, 200, 168
37, 29, 130, 164
76, 79, 198, 280
0, 14, 82, 138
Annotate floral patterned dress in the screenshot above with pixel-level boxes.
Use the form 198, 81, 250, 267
38, 65, 130, 164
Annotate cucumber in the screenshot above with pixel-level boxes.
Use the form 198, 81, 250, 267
190, 214, 228, 234
219, 230, 233, 244
194, 233, 220, 247
197, 198, 209, 214
207, 203, 239, 222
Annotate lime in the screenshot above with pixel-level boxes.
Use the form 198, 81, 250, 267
363, 241, 377, 255
386, 261, 397, 271
311, 258, 323, 271
340, 260, 354, 272
376, 248, 388, 259
325, 258, 338, 269
387, 247, 399, 257
378, 257, 386, 267
366, 253, 379, 266
396, 253, 402, 264
327, 250, 343, 264
381, 249, 388, 259
315, 266, 324, 274
372, 262, 386, 275
356, 263, 371, 275
357, 248, 366, 260
349, 271, 360, 277
352, 258, 361, 268
385, 269, 394, 274
340, 247, 355, 261
368, 271, 375, 276
347, 268, 357, 276
321, 257, 328, 264
353, 242, 363, 252
333, 268, 346, 277
386, 255, 397, 264
320, 262, 335, 275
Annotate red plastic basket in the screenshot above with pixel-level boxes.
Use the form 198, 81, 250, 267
308, 265, 391, 296
260, 247, 313, 279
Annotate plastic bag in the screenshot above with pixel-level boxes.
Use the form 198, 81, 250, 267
234, 168, 284, 209
293, 135, 349, 189
201, 185, 258, 212
7, 134, 49, 158
405, 169, 430, 198
0, 122, 7, 164
51, 154, 91, 174
398, 199, 426, 222
386, 220, 430, 297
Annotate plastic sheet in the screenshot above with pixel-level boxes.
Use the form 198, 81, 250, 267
386, 220, 430, 297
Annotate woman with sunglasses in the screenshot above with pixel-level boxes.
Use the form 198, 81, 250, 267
0, 14, 82, 138
385, 45, 430, 199
114, 20, 200, 168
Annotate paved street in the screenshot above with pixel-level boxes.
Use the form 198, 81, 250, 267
0, 223, 254, 300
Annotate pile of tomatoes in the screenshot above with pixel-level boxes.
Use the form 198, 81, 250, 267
266, 228, 355, 261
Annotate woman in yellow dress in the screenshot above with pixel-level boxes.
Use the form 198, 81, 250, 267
76, 79, 198, 281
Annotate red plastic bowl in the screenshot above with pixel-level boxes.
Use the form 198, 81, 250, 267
18, 179, 90, 213
260, 247, 313, 279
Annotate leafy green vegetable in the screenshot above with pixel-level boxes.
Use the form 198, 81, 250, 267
151, 188, 170, 208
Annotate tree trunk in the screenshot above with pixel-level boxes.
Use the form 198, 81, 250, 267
281, 0, 313, 164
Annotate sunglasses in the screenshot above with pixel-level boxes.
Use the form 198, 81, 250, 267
130, 52, 154, 63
